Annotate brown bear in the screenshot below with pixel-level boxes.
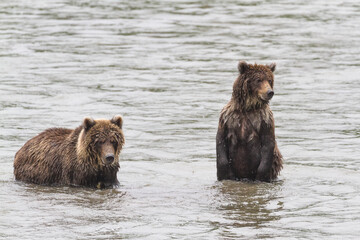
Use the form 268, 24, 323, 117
14, 116, 125, 188
216, 61, 283, 182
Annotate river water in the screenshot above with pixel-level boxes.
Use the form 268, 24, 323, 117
1, 0, 360, 239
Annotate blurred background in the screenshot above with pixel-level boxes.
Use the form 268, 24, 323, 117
1, 0, 360, 239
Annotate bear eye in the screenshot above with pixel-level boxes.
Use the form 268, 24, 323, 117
111, 139, 118, 145
111, 140, 118, 151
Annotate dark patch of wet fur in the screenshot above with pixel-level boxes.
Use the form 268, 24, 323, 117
13, 116, 125, 188
217, 61, 283, 182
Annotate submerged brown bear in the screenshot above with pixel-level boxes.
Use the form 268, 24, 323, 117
216, 61, 283, 182
14, 116, 125, 188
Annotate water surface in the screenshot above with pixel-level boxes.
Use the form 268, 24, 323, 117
1, 0, 360, 239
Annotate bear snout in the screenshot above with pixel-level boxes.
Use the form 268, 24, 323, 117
258, 80, 274, 102
104, 154, 115, 165
259, 88, 274, 101
267, 90, 274, 100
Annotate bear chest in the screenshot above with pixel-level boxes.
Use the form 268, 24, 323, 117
226, 110, 271, 145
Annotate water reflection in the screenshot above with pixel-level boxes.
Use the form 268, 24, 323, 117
212, 180, 283, 237
19, 182, 128, 209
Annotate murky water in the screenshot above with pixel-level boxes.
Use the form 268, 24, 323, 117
1, 0, 360, 239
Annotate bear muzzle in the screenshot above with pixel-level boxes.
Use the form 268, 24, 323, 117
104, 154, 115, 165
267, 90, 274, 100
259, 89, 274, 102
258, 81, 274, 102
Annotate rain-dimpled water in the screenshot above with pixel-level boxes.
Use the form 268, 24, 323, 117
1, 0, 360, 239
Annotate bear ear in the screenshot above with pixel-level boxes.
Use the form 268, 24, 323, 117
82, 117, 95, 131
268, 63, 276, 72
238, 61, 249, 74
111, 115, 123, 129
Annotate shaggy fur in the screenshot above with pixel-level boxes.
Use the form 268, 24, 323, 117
216, 61, 283, 182
14, 116, 125, 188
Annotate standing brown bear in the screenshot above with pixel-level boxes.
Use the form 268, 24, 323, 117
14, 116, 125, 188
216, 61, 283, 182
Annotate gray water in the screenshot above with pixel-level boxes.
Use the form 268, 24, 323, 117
1, 0, 360, 239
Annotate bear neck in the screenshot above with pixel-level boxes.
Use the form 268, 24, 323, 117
230, 94, 268, 113
74, 150, 119, 187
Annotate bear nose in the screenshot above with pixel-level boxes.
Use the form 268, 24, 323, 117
105, 154, 115, 164
267, 90, 274, 99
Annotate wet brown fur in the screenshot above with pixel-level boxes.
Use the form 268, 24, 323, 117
14, 116, 125, 188
216, 61, 283, 182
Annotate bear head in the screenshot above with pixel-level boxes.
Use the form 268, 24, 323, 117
77, 116, 125, 167
233, 61, 276, 110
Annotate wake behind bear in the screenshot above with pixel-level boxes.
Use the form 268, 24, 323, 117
216, 61, 283, 182
14, 116, 125, 188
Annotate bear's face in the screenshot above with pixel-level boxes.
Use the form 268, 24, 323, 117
77, 116, 125, 167
234, 61, 276, 108
248, 71, 274, 102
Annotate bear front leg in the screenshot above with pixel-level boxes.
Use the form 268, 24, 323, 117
256, 129, 275, 182
216, 124, 236, 181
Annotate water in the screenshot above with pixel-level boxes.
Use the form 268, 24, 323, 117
1, 0, 360, 239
